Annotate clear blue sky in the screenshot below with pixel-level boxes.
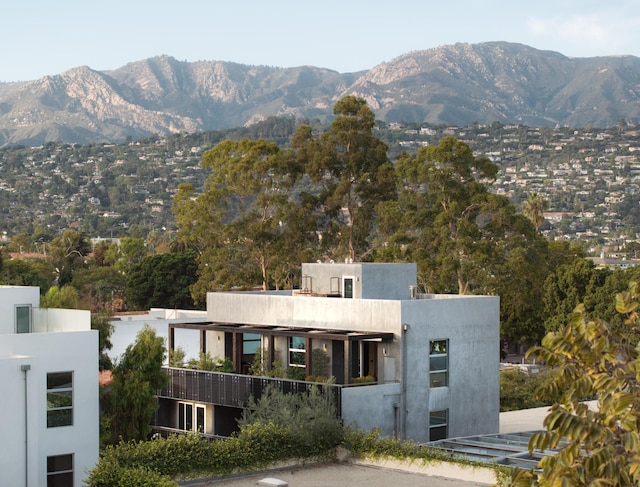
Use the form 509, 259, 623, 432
3, 0, 640, 82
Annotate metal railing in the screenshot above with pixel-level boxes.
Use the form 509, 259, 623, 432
158, 367, 342, 411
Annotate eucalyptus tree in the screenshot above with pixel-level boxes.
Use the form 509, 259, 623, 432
173, 138, 312, 302
291, 96, 396, 261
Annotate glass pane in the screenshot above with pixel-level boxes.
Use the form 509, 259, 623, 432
48, 391, 73, 408
16, 306, 30, 333
344, 278, 353, 298
290, 351, 305, 366
47, 472, 73, 487
47, 409, 73, 427
430, 355, 447, 372
47, 454, 73, 473
178, 403, 185, 430
290, 336, 305, 350
430, 410, 447, 426
196, 406, 205, 433
430, 371, 448, 387
430, 425, 447, 441
243, 333, 261, 354
185, 403, 193, 431
48, 372, 73, 390
430, 340, 447, 355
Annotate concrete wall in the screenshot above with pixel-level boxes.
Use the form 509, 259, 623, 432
0, 331, 99, 487
301, 262, 417, 300
401, 296, 500, 443
341, 383, 402, 437
33, 308, 91, 333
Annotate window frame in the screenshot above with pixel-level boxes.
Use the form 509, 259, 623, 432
429, 409, 448, 441
15, 304, 32, 334
429, 339, 448, 388
178, 401, 206, 433
47, 371, 73, 428
288, 336, 306, 368
47, 453, 73, 487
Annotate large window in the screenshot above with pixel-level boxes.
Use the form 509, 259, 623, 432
47, 372, 73, 427
242, 333, 261, 354
288, 336, 306, 368
16, 304, 31, 333
429, 339, 448, 388
178, 402, 205, 433
47, 453, 73, 487
429, 409, 448, 441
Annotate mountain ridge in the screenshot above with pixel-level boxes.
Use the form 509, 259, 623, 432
2, 41, 640, 146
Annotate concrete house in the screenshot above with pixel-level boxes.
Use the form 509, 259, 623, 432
0, 286, 99, 487
155, 262, 500, 443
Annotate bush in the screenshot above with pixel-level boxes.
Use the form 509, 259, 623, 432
499, 367, 562, 411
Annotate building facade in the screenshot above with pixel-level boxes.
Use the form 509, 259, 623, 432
0, 286, 99, 487
156, 263, 500, 443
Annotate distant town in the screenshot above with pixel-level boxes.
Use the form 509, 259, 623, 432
1, 119, 639, 259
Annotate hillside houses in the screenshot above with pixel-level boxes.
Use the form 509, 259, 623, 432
0, 122, 639, 254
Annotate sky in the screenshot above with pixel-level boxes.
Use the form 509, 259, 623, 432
3, 0, 640, 82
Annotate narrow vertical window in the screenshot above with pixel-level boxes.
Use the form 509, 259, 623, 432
343, 277, 354, 298
429, 409, 448, 441
47, 372, 73, 427
47, 453, 73, 487
16, 305, 31, 333
429, 339, 448, 387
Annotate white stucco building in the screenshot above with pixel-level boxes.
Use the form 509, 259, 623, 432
0, 286, 99, 487
156, 262, 500, 443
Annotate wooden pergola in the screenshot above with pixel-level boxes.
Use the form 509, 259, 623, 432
168, 321, 394, 385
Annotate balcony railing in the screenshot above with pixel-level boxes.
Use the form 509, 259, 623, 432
158, 367, 342, 412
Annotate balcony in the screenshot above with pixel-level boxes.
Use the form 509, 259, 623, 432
158, 367, 343, 412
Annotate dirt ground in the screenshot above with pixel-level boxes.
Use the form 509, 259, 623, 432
186, 462, 493, 487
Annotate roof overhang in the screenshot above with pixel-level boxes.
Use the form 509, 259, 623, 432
169, 321, 394, 342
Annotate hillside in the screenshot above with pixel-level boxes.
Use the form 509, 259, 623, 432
2, 42, 640, 146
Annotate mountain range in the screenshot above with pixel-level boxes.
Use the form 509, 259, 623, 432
2, 41, 640, 147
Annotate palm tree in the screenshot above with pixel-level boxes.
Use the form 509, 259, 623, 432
522, 192, 549, 231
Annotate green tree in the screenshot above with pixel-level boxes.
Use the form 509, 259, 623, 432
522, 192, 549, 231
0, 256, 55, 290
511, 282, 640, 486
47, 229, 91, 286
174, 138, 312, 299
40, 285, 80, 308
126, 251, 198, 310
107, 325, 168, 443
92, 309, 114, 371
292, 95, 396, 261
72, 266, 126, 311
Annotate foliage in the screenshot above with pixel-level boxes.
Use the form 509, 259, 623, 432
311, 347, 330, 378
92, 308, 114, 370
499, 368, 563, 412
292, 95, 396, 261
126, 251, 199, 310
40, 285, 80, 308
169, 346, 186, 368
509, 281, 640, 486
88, 387, 343, 486
240, 384, 343, 456
107, 325, 168, 444
0, 256, 55, 290
72, 265, 126, 311
186, 352, 233, 372
522, 192, 549, 231
47, 229, 91, 285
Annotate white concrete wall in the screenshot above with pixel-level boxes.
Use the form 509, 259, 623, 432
33, 308, 91, 333
0, 331, 99, 487
0, 286, 39, 334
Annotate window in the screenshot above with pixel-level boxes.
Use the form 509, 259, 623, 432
343, 277, 354, 298
47, 372, 73, 427
16, 304, 31, 333
289, 336, 306, 367
178, 402, 205, 433
242, 333, 261, 355
429, 339, 448, 388
429, 409, 448, 441
47, 453, 73, 487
